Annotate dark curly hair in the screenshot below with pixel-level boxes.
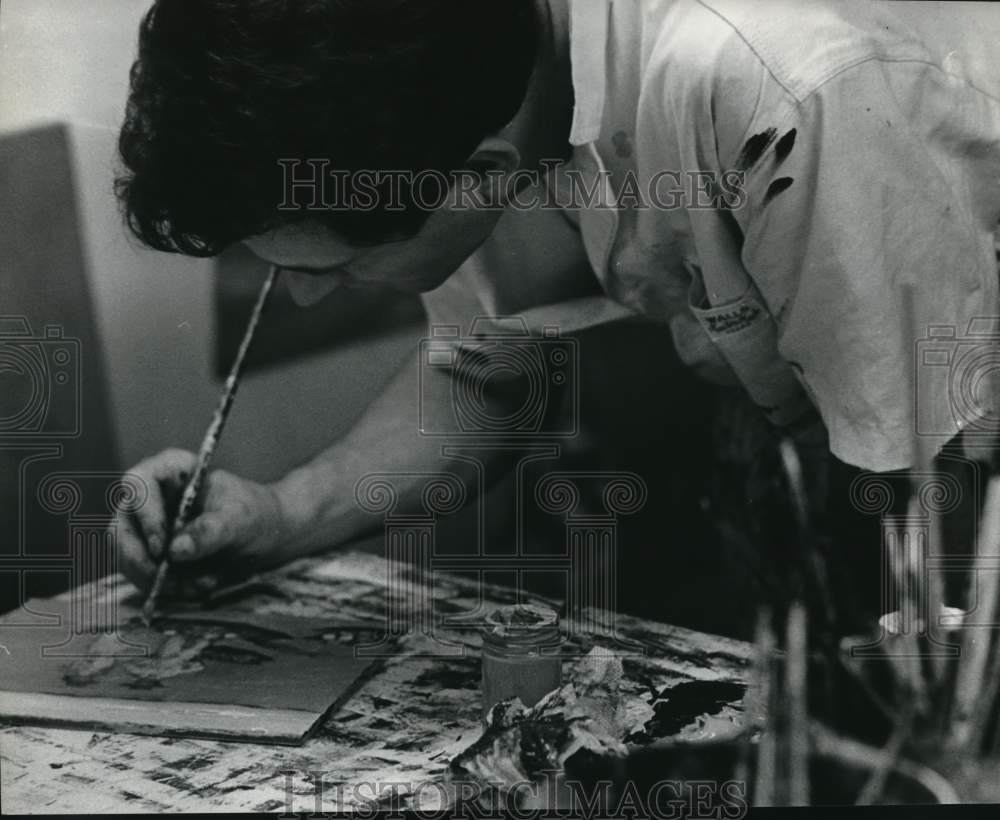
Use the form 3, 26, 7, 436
116, 0, 539, 256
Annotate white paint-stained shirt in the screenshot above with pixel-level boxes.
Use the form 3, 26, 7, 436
422, 0, 1000, 471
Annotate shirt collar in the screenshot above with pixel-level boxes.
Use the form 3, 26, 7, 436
568, 0, 613, 146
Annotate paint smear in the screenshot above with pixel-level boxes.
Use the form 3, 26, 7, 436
626, 680, 746, 743
774, 129, 797, 165
735, 128, 778, 172
764, 177, 795, 204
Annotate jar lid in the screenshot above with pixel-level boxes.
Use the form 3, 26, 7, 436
482, 604, 561, 650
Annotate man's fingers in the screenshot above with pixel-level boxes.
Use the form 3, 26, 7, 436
116, 515, 158, 590
131, 449, 198, 559
170, 512, 236, 563
132, 474, 167, 560
148, 448, 200, 482
169, 533, 198, 562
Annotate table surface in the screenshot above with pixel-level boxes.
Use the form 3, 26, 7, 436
1, 549, 753, 813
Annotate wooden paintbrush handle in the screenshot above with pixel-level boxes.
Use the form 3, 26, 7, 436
141, 266, 279, 622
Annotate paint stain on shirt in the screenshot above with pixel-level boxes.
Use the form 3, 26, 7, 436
612, 130, 634, 158
735, 128, 778, 171
774, 129, 797, 165
764, 177, 795, 204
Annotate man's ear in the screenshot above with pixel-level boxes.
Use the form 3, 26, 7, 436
465, 137, 522, 207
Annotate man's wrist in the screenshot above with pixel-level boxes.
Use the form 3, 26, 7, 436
270, 468, 317, 544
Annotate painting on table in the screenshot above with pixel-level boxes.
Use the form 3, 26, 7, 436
0, 578, 380, 745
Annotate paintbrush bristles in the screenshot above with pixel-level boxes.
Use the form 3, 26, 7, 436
140, 266, 279, 623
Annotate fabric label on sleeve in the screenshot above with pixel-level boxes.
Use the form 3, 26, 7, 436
690, 287, 813, 427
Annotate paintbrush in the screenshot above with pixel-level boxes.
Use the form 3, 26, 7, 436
778, 438, 835, 630
948, 475, 1000, 750
141, 266, 280, 625
886, 285, 936, 705
752, 608, 778, 807
786, 602, 810, 807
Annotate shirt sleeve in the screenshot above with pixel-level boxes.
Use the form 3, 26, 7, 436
422, 196, 635, 338
729, 58, 997, 471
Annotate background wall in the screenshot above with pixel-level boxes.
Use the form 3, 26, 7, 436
0, 0, 422, 485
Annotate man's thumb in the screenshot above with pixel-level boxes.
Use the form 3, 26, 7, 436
168, 533, 198, 561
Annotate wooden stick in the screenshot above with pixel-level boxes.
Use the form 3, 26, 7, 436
786, 603, 810, 807
778, 439, 809, 536
986, 644, 1000, 754
966, 585, 1000, 754
949, 475, 1000, 750
811, 721, 960, 805
778, 439, 835, 629
141, 266, 280, 624
837, 647, 898, 725
902, 285, 946, 686
753, 608, 778, 807
886, 526, 927, 707
855, 697, 914, 805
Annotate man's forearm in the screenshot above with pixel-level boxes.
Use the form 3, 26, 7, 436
269, 350, 500, 561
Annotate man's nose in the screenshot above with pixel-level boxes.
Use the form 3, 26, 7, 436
283, 269, 345, 307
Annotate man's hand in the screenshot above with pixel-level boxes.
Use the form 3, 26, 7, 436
115, 449, 289, 597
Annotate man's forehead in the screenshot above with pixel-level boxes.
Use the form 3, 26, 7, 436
242, 224, 357, 269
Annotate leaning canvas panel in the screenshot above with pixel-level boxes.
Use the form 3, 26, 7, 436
0, 577, 377, 745
0, 124, 121, 605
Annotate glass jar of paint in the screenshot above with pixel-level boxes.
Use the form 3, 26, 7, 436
481, 604, 562, 724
